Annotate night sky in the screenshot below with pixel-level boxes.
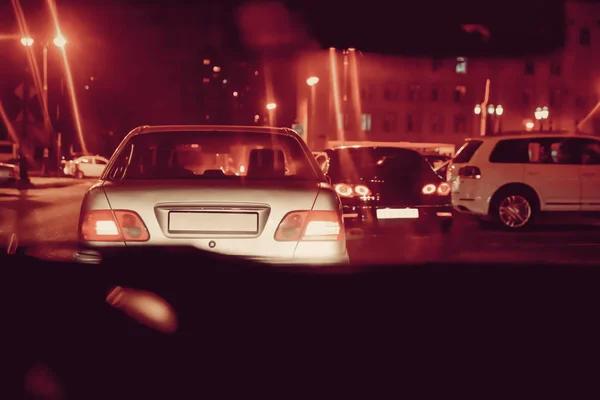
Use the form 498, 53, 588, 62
0, 0, 583, 151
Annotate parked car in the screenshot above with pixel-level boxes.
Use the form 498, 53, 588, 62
449, 133, 600, 229
0, 162, 17, 186
64, 155, 109, 179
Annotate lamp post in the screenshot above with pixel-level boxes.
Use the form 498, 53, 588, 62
495, 104, 504, 133
21, 35, 66, 175
534, 106, 549, 132
266, 102, 277, 126
21, 35, 66, 116
305, 76, 319, 148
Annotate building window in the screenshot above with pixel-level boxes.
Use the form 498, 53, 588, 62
383, 84, 400, 101
580, 27, 591, 46
360, 82, 376, 101
453, 114, 466, 133
408, 84, 420, 101
456, 57, 467, 74
432, 58, 442, 71
454, 85, 466, 103
524, 60, 535, 75
576, 95, 587, 109
361, 114, 372, 131
407, 115, 414, 133
382, 112, 398, 133
431, 88, 439, 101
522, 89, 531, 106
431, 116, 444, 134
550, 62, 561, 76
549, 89, 564, 108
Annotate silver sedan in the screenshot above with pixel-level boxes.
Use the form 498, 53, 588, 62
76, 125, 348, 265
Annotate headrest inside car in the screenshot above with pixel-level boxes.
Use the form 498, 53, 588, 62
247, 149, 285, 178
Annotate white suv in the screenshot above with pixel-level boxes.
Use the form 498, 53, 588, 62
448, 133, 600, 229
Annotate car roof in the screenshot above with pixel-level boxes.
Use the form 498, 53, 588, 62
129, 125, 299, 139
327, 145, 421, 153
464, 132, 600, 142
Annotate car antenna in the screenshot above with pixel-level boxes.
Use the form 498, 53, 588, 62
6, 233, 18, 255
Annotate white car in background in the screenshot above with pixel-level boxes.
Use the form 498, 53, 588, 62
64, 155, 109, 179
449, 133, 600, 229
0, 162, 17, 186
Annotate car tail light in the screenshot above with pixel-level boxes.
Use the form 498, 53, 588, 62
334, 183, 372, 198
354, 184, 371, 196
80, 210, 150, 242
334, 183, 353, 197
458, 166, 481, 179
437, 182, 451, 196
422, 183, 451, 196
421, 184, 437, 195
274, 210, 343, 242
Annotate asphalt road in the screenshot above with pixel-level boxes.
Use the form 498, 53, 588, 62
1, 178, 600, 265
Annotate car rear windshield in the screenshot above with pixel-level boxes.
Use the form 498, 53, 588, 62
453, 140, 483, 164
106, 130, 320, 181
326, 147, 435, 183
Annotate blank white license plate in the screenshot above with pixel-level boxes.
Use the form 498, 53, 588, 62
376, 208, 419, 220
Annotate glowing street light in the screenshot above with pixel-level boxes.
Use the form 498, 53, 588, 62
534, 106, 549, 131
487, 104, 495, 115
495, 104, 504, 116
20, 37, 34, 46
474, 104, 481, 115
266, 103, 277, 110
306, 76, 319, 86
53, 34, 66, 48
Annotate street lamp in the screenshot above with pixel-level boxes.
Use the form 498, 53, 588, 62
306, 77, 319, 148
474, 104, 481, 115
20, 34, 67, 177
266, 103, 277, 126
306, 76, 319, 87
534, 106, 549, 131
20, 37, 34, 46
486, 104, 504, 134
53, 34, 66, 48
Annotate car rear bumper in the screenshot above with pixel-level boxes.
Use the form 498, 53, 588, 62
74, 244, 349, 266
342, 204, 453, 236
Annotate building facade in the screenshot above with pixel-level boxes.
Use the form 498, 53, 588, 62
296, 1, 600, 151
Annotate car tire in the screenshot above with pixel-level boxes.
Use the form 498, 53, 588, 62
75, 170, 85, 179
490, 190, 538, 231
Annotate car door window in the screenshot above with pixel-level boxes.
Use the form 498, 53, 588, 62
580, 140, 600, 165
527, 138, 585, 165
94, 158, 108, 165
489, 139, 530, 163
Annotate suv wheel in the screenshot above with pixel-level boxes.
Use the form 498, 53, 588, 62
493, 193, 536, 230
75, 170, 85, 179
